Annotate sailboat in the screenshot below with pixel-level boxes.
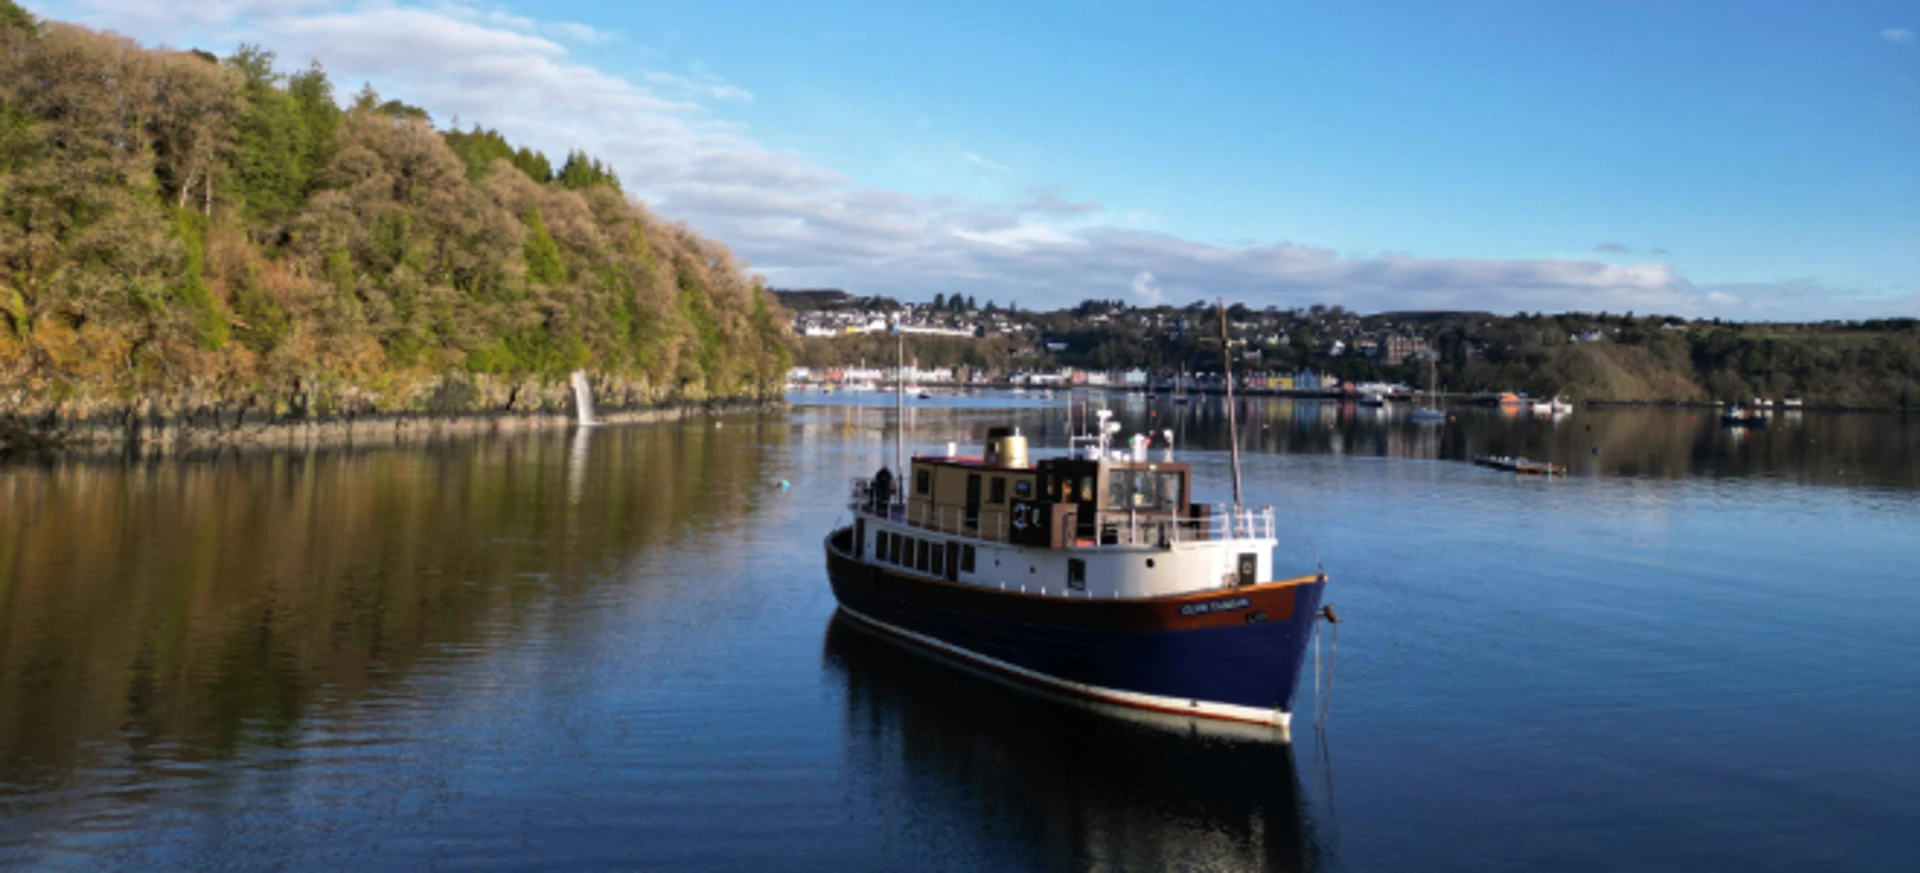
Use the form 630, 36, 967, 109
1411, 355, 1446, 424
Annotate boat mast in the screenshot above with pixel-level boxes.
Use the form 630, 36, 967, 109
895, 321, 905, 501
1217, 298, 1244, 511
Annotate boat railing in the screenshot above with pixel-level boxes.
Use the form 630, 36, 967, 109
848, 478, 1274, 546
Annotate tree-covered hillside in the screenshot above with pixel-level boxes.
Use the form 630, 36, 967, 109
0, 6, 791, 432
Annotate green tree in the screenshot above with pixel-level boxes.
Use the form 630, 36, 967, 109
556, 149, 620, 191
0, 0, 35, 34
522, 208, 566, 286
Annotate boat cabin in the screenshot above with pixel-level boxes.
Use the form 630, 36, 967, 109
901, 428, 1203, 549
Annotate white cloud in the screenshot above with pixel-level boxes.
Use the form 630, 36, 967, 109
39, 0, 1906, 320
1129, 271, 1166, 305
963, 152, 1007, 172
1881, 28, 1914, 45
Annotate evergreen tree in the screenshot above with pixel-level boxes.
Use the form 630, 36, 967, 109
0, 0, 36, 34
522, 208, 566, 286
287, 62, 341, 189
557, 149, 621, 191
932, 292, 946, 310
512, 146, 552, 182
225, 45, 307, 229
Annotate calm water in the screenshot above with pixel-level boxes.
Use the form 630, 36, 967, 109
2, 395, 1917, 871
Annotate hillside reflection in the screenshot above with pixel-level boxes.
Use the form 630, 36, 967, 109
823, 614, 1324, 872
0, 418, 787, 791
801, 394, 1918, 489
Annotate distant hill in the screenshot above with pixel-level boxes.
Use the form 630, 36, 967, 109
771, 289, 853, 312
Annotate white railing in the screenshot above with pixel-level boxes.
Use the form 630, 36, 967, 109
847, 479, 1274, 548
1086, 504, 1275, 546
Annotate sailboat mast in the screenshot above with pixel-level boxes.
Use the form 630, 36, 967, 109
1217, 298, 1243, 510
895, 323, 905, 497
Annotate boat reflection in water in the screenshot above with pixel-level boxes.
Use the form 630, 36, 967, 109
823, 613, 1326, 872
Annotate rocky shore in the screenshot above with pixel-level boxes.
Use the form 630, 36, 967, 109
0, 373, 785, 457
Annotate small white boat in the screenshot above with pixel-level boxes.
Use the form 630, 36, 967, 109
1783, 397, 1804, 409
1550, 396, 1574, 414
1529, 401, 1553, 415
1411, 408, 1446, 424
1359, 391, 1389, 407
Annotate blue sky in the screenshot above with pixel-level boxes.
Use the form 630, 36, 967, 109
36, 0, 1920, 318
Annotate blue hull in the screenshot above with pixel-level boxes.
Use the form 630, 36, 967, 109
826, 558, 1326, 719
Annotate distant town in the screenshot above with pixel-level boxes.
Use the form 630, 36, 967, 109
775, 289, 1920, 409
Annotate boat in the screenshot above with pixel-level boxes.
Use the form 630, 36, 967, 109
1359, 391, 1388, 408
1550, 396, 1574, 414
1411, 356, 1446, 424
1722, 406, 1768, 428
1473, 455, 1566, 476
1529, 400, 1552, 416
823, 302, 1328, 729
1782, 397, 1804, 409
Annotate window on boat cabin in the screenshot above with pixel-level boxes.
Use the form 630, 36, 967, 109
1015, 479, 1032, 499
1068, 558, 1086, 591
890, 533, 903, 565
961, 544, 976, 573
989, 477, 1006, 504
915, 469, 931, 495
874, 530, 887, 559
916, 539, 930, 572
930, 543, 945, 577
1079, 476, 1093, 503
1159, 472, 1182, 510
1106, 469, 1181, 510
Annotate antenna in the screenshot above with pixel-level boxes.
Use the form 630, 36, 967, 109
1218, 298, 1243, 511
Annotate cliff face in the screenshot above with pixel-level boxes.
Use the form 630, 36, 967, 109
0, 9, 793, 448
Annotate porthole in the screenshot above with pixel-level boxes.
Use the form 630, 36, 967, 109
1145, 559, 1156, 569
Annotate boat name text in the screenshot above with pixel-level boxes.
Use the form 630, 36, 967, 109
1179, 596, 1252, 616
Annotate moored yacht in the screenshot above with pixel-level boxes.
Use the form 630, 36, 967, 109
824, 425, 1328, 728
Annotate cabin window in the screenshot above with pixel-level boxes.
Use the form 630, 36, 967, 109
873, 529, 886, 559
1079, 477, 1093, 503
1068, 558, 1087, 591
961, 544, 976, 573
1106, 469, 1179, 510
889, 533, 903, 565
916, 539, 930, 572
915, 469, 931, 495
1015, 480, 1033, 499
989, 477, 1006, 504
930, 543, 945, 577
